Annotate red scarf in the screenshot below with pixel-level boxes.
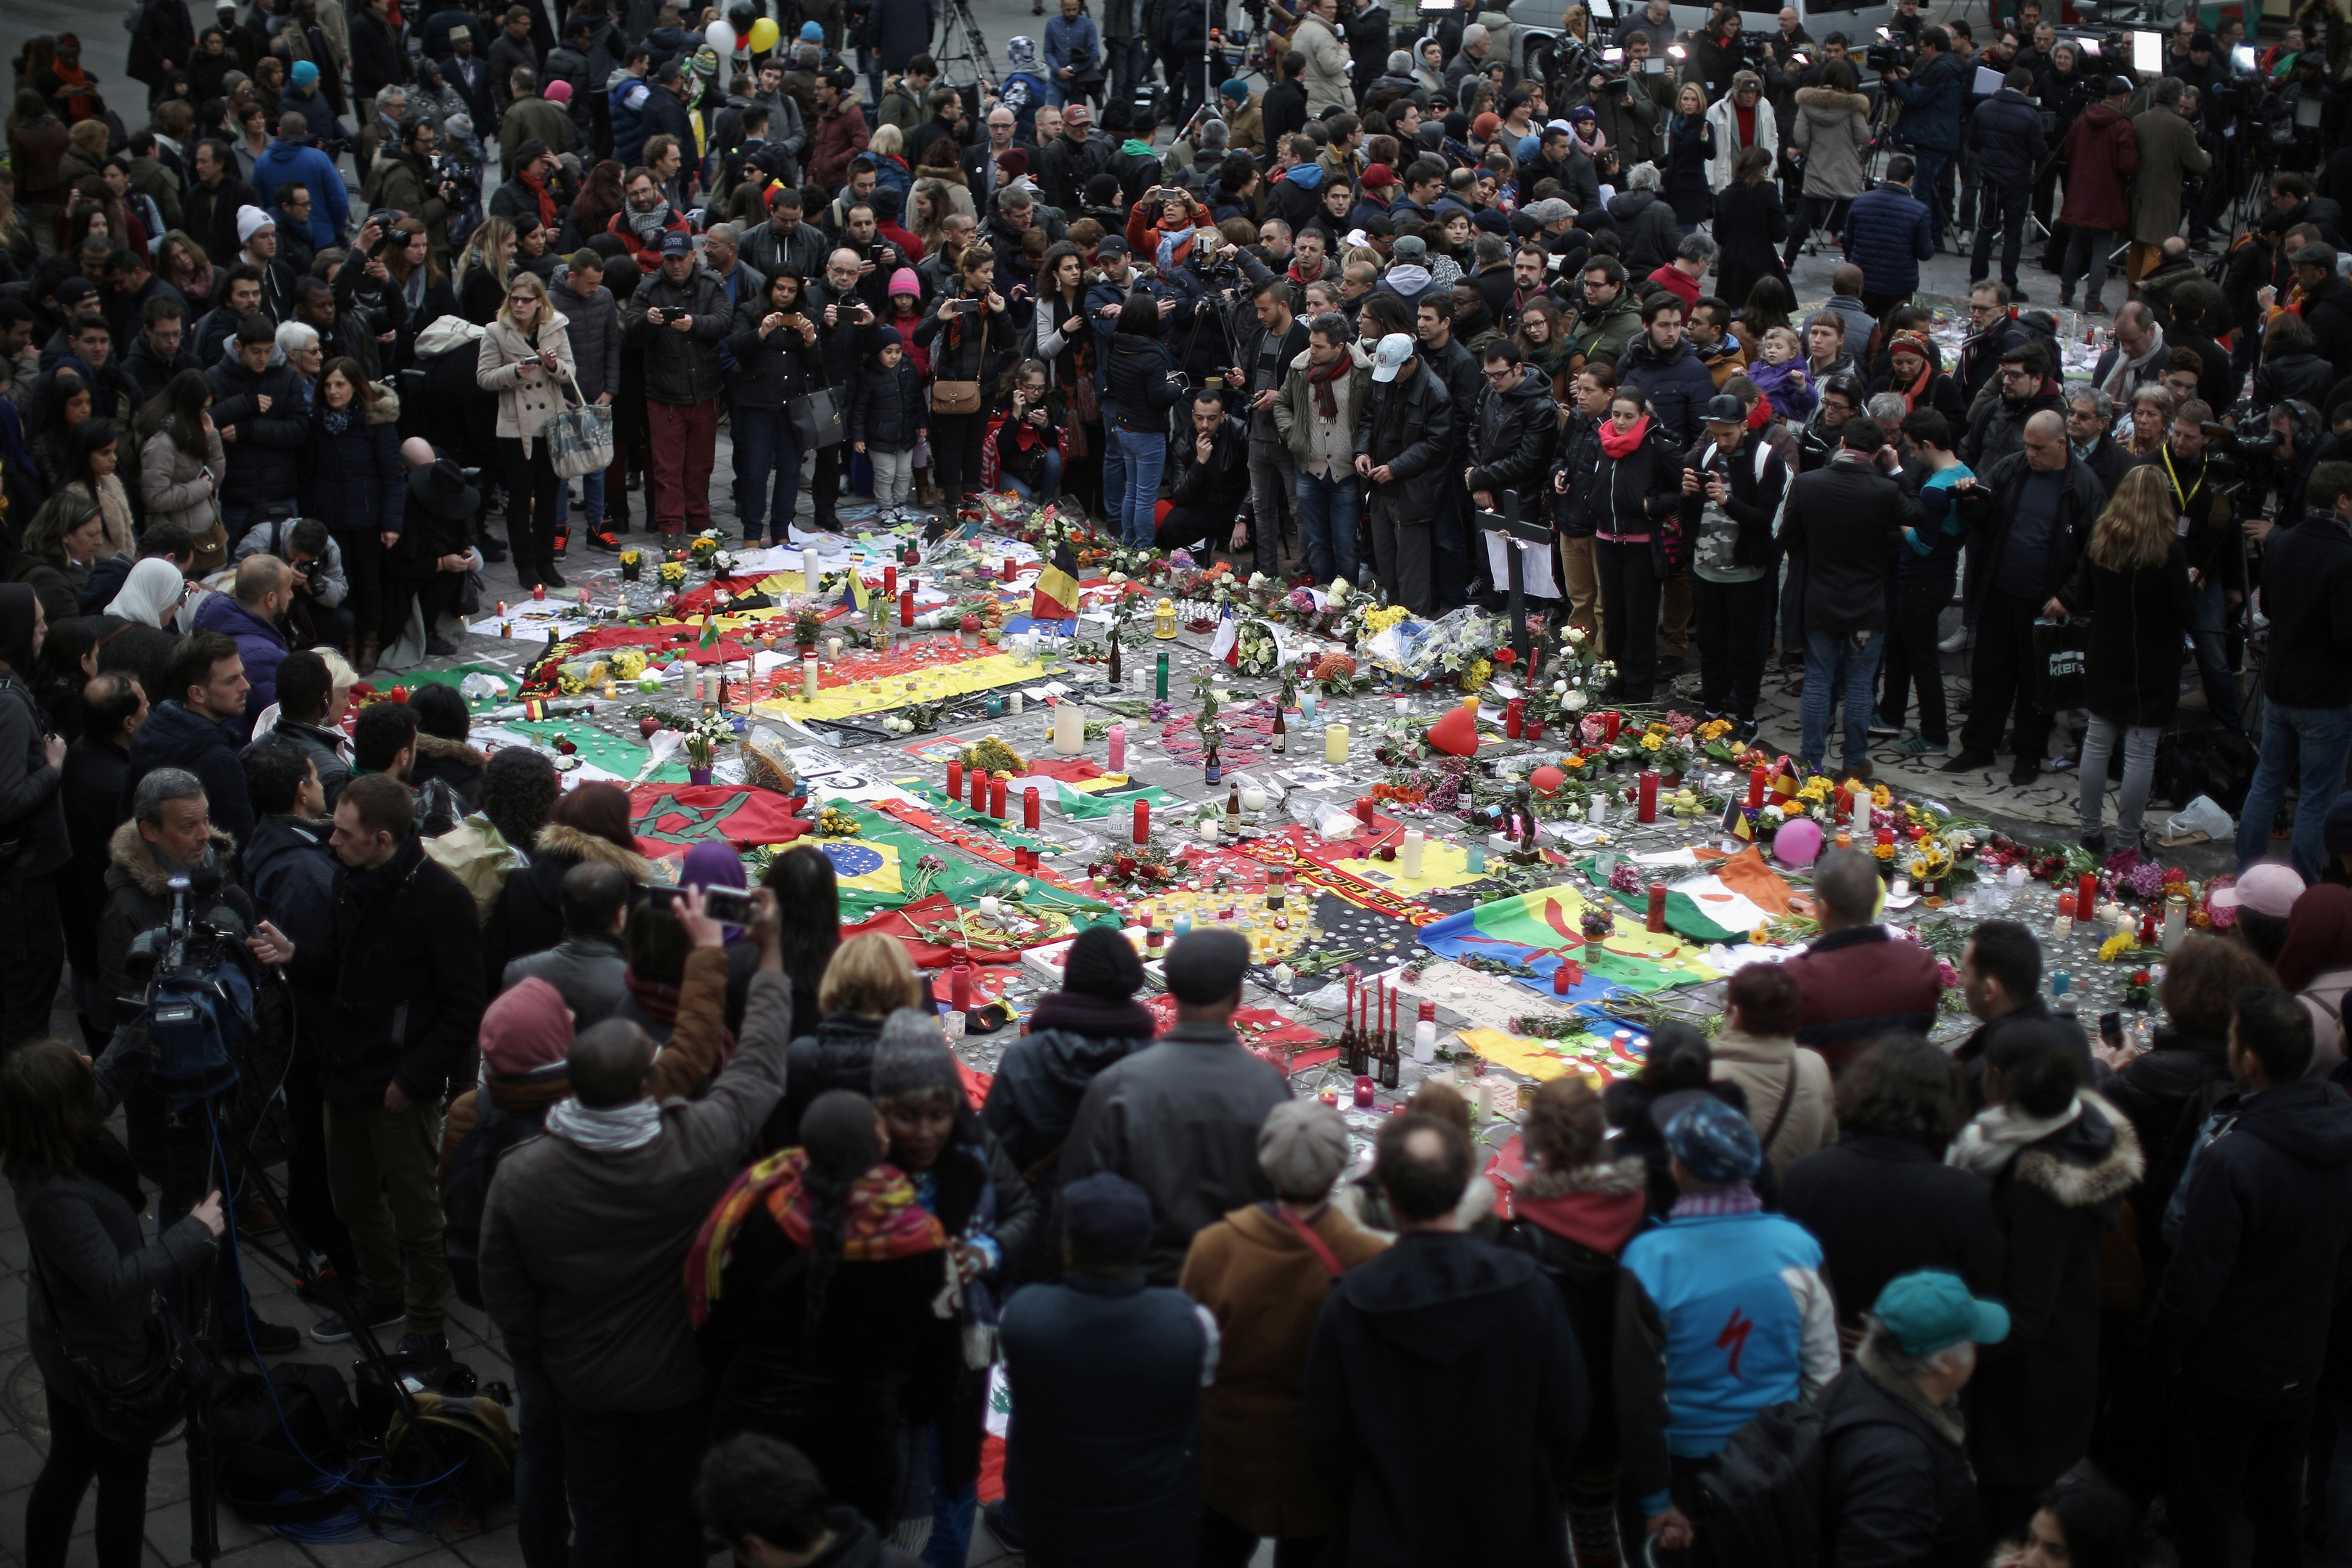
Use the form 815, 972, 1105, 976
1307, 352, 1351, 417
1897, 357, 1932, 413
522, 169, 558, 230
1597, 413, 1651, 458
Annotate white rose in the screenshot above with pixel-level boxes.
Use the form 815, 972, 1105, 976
1564, 627, 1586, 644
1562, 690, 1588, 711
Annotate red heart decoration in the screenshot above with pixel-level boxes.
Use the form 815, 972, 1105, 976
1426, 705, 1481, 757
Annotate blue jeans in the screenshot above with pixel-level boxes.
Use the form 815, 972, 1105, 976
2189, 577, 2244, 730
2234, 698, 2352, 883
1801, 628, 1886, 772
920, 1424, 978, 1568
1114, 427, 1164, 547
1006, 449, 1065, 505
1912, 147, 1953, 240
509, 1342, 570, 1568
569, 468, 606, 534
734, 406, 802, 544
1295, 468, 1360, 585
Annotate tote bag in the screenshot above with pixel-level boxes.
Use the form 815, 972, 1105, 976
545, 371, 615, 481
788, 380, 846, 451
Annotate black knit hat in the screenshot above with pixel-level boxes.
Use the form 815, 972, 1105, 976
870, 1008, 961, 1101
1061, 926, 1145, 1002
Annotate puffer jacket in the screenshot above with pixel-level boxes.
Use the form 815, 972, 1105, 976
726, 303, 821, 412
1821, 1347, 1985, 1568
206, 356, 310, 510
2058, 102, 2137, 234
1840, 183, 1935, 298
1103, 332, 1179, 434
1887, 49, 1965, 150
1466, 367, 1560, 510
299, 384, 407, 539
1791, 86, 1872, 200
1965, 87, 2048, 191
622, 265, 731, 406
139, 422, 226, 540
846, 354, 926, 450
1614, 338, 1718, 448
767, 1010, 888, 1149
1605, 188, 1681, 277
1551, 407, 1608, 539
477, 314, 576, 452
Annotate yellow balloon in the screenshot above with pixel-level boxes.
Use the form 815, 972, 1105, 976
747, 16, 780, 51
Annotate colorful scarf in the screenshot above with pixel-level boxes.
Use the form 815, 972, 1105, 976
1597, 412, 1651, 459
685, 1148, 947, 1325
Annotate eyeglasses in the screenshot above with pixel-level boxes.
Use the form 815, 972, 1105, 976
1484, 367, 1517, 380
509, 293, 537, 303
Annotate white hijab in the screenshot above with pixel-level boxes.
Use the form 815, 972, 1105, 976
105, 557, 187, 628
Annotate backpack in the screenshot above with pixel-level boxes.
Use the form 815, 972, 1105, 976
2153, 724, 2257, 812
442, 1099, 546, 1308
1687, 1400, 1830, 1568
208, 1362, 363, 1524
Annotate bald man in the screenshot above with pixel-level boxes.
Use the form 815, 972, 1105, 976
1943, 407, 2107, 787
193, 551, 295, 739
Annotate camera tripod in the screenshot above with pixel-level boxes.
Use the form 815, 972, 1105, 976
934, 0, 996, 95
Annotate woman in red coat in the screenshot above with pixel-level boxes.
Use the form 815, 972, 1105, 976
2057, 83, 2139, 314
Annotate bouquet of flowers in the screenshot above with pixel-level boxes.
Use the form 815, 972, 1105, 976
792, 605, 826, 648
658, 560, 688, 585
683, 707, 734, 771
687, 528, 728, 567
1232, 617, 1298, 677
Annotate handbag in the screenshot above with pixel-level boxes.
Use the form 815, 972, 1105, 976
544, 370, 614, 481
931, 380, 982, 416
788, 380, 846, 451
27, 1242, 195, 1447
2032, 615, 2090, 712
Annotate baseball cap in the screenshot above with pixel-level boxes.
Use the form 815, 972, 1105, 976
1705, 393, 1747, 425
2210, 861, 2306, 918
1662, 1095, 1762, 1185
1874, 1271, 2011, 1355
659, 230, 694, 256
1371, 332, 1415, 382
1093, 234, 1130, 259
1390, 234, 1427, 264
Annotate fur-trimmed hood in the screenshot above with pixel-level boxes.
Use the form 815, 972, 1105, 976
1511, 1155, 1648, 1255
1796, 86, 1871, 115
415, 732, 486, 770
533, 820, 655, 882
106, 818, 237, 897
2012, 1093, 2145, 1209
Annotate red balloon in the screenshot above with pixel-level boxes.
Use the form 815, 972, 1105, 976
1531, 765, 1567, 795
1426, 704, 1481, 757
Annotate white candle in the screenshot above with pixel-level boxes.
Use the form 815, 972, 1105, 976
1053, 701, 1083, 756
1009, 692, 1024, 714
802, 656, 819, 701
1240, 785, 1267, 814
1401, 828, 1425, 878
828, 636, 842, 660
1199, 817, 1221, 843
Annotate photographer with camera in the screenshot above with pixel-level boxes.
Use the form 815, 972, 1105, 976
247, 772, 484, 1357
1882, 28, 1965, 249
234, 515, 351, 654
915, 246, 1014, 520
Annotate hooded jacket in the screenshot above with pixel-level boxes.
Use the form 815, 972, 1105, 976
190, 594, 290, 741
845, 348, 925, 450
96, 820, 250, 1018
622, 264, 732, 406
1605, 187, 1681, 277
1792, 86, 1873, 200
983, 1000, 1152, 1191
1467, 367, 1561, 507
207, 356, 311, 511
1305, 1231, 1589, 1567
1501, 1156, 1647, 1474
2149, 1078, 2352, 1397
482, 820, 655, 990
1614, 336, 1718, 449
1966, 86, 2049, 189
121, 699, 256, 848
2058, 101, 2137, 234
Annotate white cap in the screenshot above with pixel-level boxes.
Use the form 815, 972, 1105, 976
1371, 333, 1414, 383
236, 205, 275, 243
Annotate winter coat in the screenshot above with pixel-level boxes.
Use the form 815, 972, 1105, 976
1966, 87, 2049, 191
407, 732, 483, 812
1781, 1132, 2006, 1334
2255, 506, 2352, 710
1466, 367, 1559, 510
206, 357, 310, 511
2252, 349, 2337, 412
1710, 181, 1789, 311
1615, 338, 1718, 449
299, 391, 407, 539
1701, 93, 1779, 194
189, 595, 288, 740
476, 314, 575, 452
549, 277, 621, 402
2057, 538, 2195, 726
809, 105, 872, 191
1952, 451, 2104, 617
250, 138, 350, 248
1959, 382, 2065, 473
1606, 188, 1681, 278
482, 820, 655, 993
2130, 107, 2212, 248
0, 626, 66, 879
621, 265, 730, 406
1708, 1031, 1837, 1178
1061, 1024, 1292, 1286
846, 355, 925, 449
138, 423, 226, 542
1355, 359, 1458, 520
1164, 414, 1251, 513
1305, 1232, 1589, 1568
1289, 12, 1352, 117
720, 305, 817, 415
2059, 102, 2138, 234
1104, 333, 1179, 435
1784, 456, 1918, 636
504, 931, 628, 1030
980, 1002, 1151, 1196
1275, 342, 1376, 479
1662, 116, 1716, 225
1177, 1202, 1387, 1539
1783, 924, 1944, 1065
1001, 1271, 1212, 1568
1841, 183, 1935, 298
1820, 1347, 1985, 1568
1887, 49, 1965, 151
121, 699, 256, 847
1500, 1157, 1647, 1479
1792, 87, 1873, 200
1565, 295, 1643, 373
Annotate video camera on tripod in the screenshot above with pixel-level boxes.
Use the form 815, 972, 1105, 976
122, 870, 259, 1108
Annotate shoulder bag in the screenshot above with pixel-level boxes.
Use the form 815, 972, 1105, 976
544, 368, 615, 481
27, 1240, 197, 1447
787, 345, 846, 452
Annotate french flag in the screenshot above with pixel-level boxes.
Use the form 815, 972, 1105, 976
1208, 608, 1239, 668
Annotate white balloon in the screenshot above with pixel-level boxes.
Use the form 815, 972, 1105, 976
705, 18, 737, 52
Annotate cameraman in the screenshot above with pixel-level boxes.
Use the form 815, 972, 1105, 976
248, 775, 484, 1356
1882, 27, 1967, 247
237, 515, 352, 653
1155, 388, 1252, 557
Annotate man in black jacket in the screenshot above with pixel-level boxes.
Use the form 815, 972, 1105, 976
1226, 277, 1310, 575
1783, 415, 1919, 776
1943, 409, 2103, 785
1355, 331, 1458, 615
2231, 461, 2352, 879
804, 246, 882, 532
2148, 988, 2352, 1568
184, 140, 261, 274
620, 231, 730, 539
1038, 104, 1112, 213
1966, 70, 2049, 301
251, 774, 484, 1357
1681, 393, 1787, 733
208, 314, 311, 534
1153, 389, 1252, 558
738, 187, 830, 289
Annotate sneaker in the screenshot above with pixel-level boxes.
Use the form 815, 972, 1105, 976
237, 1196, 282, 1234
245, 1314, 302, 1356
589, 531, 621, 552
1656, 653, 1687, 678
2009, 761, 2041, 786
1892, 733, 1949, 756
542, 565, 568, 589
1941, 749, 1996, 774
395, 1331, 451, 1363
311, 1293, 405, 1343
1867, 715, 1905, 740
2086, 299, 2107, 315
1936, 626, 1974, 654
2058, 293, 2075, 310
2043, 754, 2077, 773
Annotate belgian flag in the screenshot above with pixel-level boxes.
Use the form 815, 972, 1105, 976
1030, 543, 1080, 622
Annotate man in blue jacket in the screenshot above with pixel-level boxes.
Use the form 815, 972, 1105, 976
1614, 294, 1718, 447
248, 112, 350, 250
1840, 155, 1937, 316
1884, 30, 1965, 245
190, 555, 292, 742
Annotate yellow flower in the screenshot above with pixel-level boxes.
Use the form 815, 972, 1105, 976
1640, 732, 1665, 751
2098, 931, 2133, 963
1872, 843, 1896, 860
1561, 754, 1585, 769
1871, 785, 1893, 808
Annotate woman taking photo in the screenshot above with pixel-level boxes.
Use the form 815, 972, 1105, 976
4, 1040, 224, 1568
2057, 465, 2193, 856
454, 216, 520, 326
299, 358, 404, 671
914, 246, 1011, 518
476, 271, 574, 592
1102, 286, 1180, 548
1031, 242, 1102, 514
1581, 385, 1683, 706
385, 216, 458, 356
135, 372, 225, 572
727, 269, 821, 548
984, 358, 1067, 506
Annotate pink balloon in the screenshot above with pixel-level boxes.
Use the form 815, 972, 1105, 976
1773, 817, 1825, 868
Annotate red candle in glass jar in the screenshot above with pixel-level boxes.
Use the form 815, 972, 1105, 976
989, 777, 1007, 819
969, 768, 988, 812
899, 587, 915, 627
1000, 553, 1015, 582
883, 564, 897, 597
1637, 770, 1659, 823
1747, 767, 1767, 809
950, 961, 972, 1012
1877, 827, 1894, 847
1133, 799, 1150, 845
2058, 891, 2077, 918
947, 759, 964, 799
1524, 719, 1544, 740
1505, 697, 1524, 738
2076, 873, 2099, 917
1602, 711, 1622, 744
1024, 786, 1040, 830
1646, 881, 1669, 933
1355, 795, 1377, 825
1552, 964, 1571, 995
1353, 1074, 1376, 1108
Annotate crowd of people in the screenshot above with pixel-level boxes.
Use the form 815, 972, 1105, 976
6, 0, 2352, 1566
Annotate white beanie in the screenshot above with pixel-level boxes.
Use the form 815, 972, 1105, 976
237, 204, 276, 243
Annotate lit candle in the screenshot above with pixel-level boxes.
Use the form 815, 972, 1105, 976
1326, 724, 1348, 764
1747, 766, 1766, 809
1108, 722, 1126, 774
1355, 796, 1377, 827
1133, 799, 1151, 844
948, 759, 964, 799
989, 776, 1007, 819
1024, 786, 1041, 830
1402, 828, 1424, 878
2055, 891, 2076, 939
1199, 817, 1221, 843
1053, 701, 1084, 756
1638, 770, 1659, 824
1353, 1074, 1376, 1108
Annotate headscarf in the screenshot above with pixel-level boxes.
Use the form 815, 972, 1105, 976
1889, 330, 1936, 412
105, 558, 187, 628
682, 841, 751, 941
